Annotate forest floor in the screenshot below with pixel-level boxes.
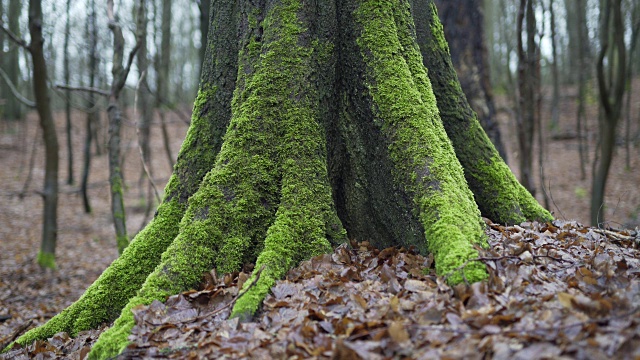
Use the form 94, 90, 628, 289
0, 80, 639, 358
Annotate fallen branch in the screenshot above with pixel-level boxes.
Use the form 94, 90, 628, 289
0, 319, 33, 351
0, 20, 29, 50
0, 68, 36, 108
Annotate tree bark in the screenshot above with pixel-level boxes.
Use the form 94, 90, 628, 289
11, 0, 551, 357
136, 0, 154, 205
591, 0, 626, 226
157, 0, 175, 169
4, 0, 23, 121
29, 0, 59, 269
63, 0, 73, 185
81, 0, 98, 214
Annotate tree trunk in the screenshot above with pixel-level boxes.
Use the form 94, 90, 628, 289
81, 0, 98, 214
136, 0, 153, 204
157, 0, 174, 169
29, 0, 59, 269
433, 0, 508, 162
591, 0, 626, 226
11, 0, 550, 357
549, 0, 560, 132
515, 0, 537, 196
4, 0, 23, 121
63, 0, 73, 185
198, 0, 211, 75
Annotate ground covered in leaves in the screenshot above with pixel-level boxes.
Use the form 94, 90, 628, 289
2, 219, 639, 359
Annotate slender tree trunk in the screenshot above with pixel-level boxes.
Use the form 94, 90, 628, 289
549, 0, 560, 132
4, 0, 23, 121
106, 0, 146, 253
624, 3, 639, 169
136, 0, 153, 203
63, 0, 73, 185
576, 0, 588, 179
515, 0, 537, 196
81, 0, 98, 214
29, 0, 59, 269
591, 0, 626, 226
158, 0, 174, 169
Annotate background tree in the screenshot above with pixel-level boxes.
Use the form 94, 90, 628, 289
106, 0, 144, 253
592, 0, 626, 226
515, 0, 539, 196
63, 0, 73, 185
27, 0, 59, 269
433, 0, 508, 162
2, 0, 24, 121
9, 0, 550, 358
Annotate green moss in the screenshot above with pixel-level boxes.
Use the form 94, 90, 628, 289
412, 1, 552, 226
11, 84, 227, 355
37, 251, 56, 270
355, 0, 487, 284
88, 0, 344, 355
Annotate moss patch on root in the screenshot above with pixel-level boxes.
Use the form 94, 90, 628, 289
355, 0, 487, 284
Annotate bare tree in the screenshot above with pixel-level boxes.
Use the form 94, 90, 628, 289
591, 0, 626, 226
516, 0, 538, 196
3, 0, 23, 121
63, 0, 73, 185
157, 0, 175, 169
19, 0, 59, 268
81, 0, 99, 213
106, 0, 144, 253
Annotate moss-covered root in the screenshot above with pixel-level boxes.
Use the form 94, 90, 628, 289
412, 1, 551, 225
355, 0, 487, 284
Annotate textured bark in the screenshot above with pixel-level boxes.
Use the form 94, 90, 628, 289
11, 0, 551, 357
433, 0, 507, 162
28, 0, 59, 269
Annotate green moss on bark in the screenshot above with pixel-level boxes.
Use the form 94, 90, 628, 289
87, 0, 344, 356
36, 251, 56, 269
412, 1, 552, 225
355, 0, 487, 284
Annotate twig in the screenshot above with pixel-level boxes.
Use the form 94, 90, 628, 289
0, 68, 36, 108
197, 265, 266, 320
19, 128, 41, 199
442, 252, 574, 282
0, 20, 29, 50
0, 319, 33, 351
55, 84, 110, 97
593, 228, 640, 245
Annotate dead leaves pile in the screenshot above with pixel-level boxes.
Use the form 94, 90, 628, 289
4, 220, 640, 359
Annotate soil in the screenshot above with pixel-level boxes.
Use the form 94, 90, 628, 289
0, 80, 638, 351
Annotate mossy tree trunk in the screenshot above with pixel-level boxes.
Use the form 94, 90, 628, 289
10, 0, 551, 358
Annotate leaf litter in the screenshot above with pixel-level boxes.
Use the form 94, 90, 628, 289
2, 219, 639, 359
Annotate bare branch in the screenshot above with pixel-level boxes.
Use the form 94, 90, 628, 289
55, 84, 110, 97
0, 68, 36, 108
0, 20, 29, 50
